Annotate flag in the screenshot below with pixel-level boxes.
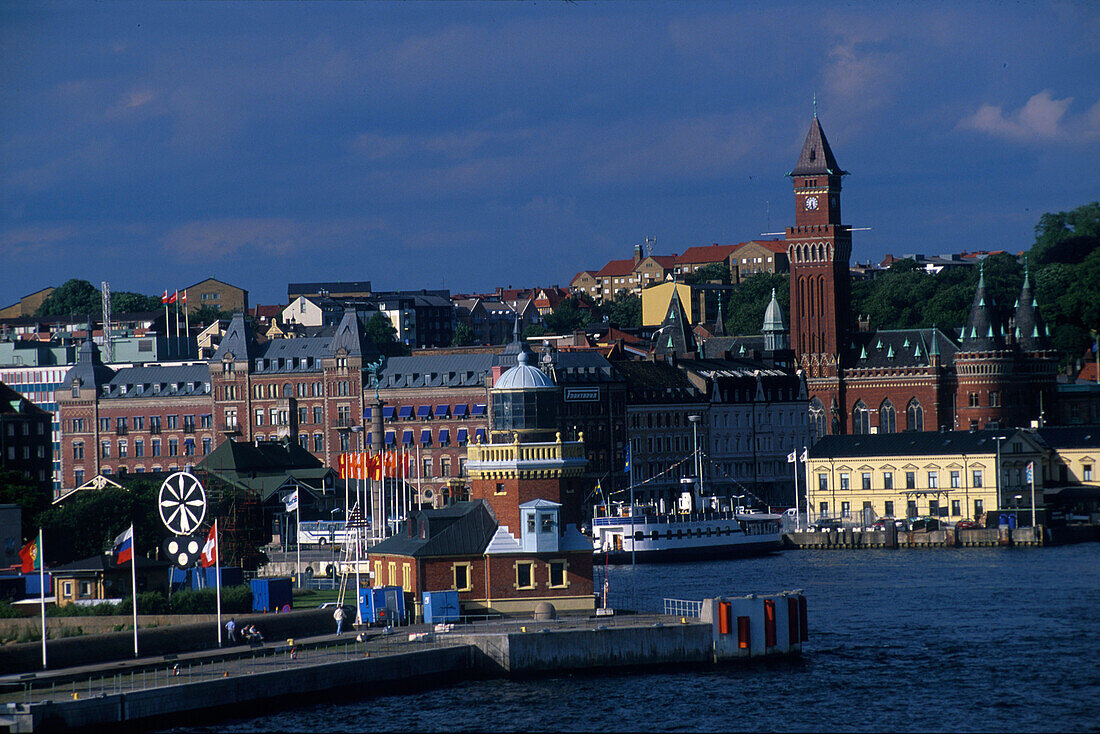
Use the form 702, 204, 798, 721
787, 450, 797, 463
181, 290, 187, 305
285, 488, 299, 513
168, 290, 178, 304
338, 453, 347, 480
624, 444, 631, 474
113, 526, 134, 566
161, 290, 169, 305
201, 524, 218, 568
1026, 461, 1034, 484
800, 448, 809, 462
369, 453, 382, 481
19, 537, 40, 573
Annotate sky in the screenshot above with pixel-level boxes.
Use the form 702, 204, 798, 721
2, 1, 1098, 309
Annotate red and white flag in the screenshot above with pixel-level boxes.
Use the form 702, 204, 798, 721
181, 290, 187, 305
162, 290, 169, 305
201, 522, 218, 568
168, 290, 179, 304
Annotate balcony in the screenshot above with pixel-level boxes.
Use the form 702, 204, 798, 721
183, 425, 196, 434
219, 422, 241, 436
115, 426, 128, 436
465, 437, 587, 479
149, 425, 161, 435
336, 417, 354, 429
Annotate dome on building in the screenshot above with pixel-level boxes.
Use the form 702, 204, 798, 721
493, 351, 555, 391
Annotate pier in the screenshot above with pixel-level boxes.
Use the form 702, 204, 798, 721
0, 592, 805, 732
783, 525, 1055, 549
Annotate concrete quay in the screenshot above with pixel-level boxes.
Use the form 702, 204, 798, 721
0, 592, 806, 732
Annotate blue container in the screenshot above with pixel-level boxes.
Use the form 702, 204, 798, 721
251, 578, 293, 613
191, 567, 244, 589
358, 586, 406, 625
422, 590, 460, 624
24, 573, 53, 597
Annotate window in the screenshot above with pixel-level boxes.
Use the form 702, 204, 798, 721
907, 500, 917, 518
883, 471, 893, 490
973, 470, 983, 488
969, 393, 979, 408
402, 563, 412, 593
388, 562, 397, 586
152, 439, 161, 457
298, 407, 308, 425
905, 471, 916, 489
101, 441, 110, 458
548, 560, 567, 588
73, 442, 84, 460
313, 406, 323, 424
134, 440, 143, 457
950, 470, 961, 488
906, 400, 924, 431
884, 500, 894, 517
840, 473, 850, 490
515, 561, 535, 589
851, 401, 870, 434
540, 513, 555, 533
818, 474, 828, 492
167, 415, 178, 429
841, 501, 851, 517
879, 400, 896, 434
340, 433, 349, 452
255, 409, 264, 426
819, 502, 828, 515
951, 500, 961, 516
72, 418, 85, 432
452, 563, 471, 591
1085, 464, 1094, 481
989, 391, 1000, 407
861, 472, 872, 490
422, 458, 432, 479
118, 441, 127, 458
134, 417, 144, 431
169, 439, 179, 456
99, 418, 110, 432
200, 415, 211, 428
928, 471, 938, 488
202, 438, 211, 455
809, 398, 826, 441
974, 499, 984, 518
441, 456, 451, 477
314, 434, 323, 452
74, 470, 84, 485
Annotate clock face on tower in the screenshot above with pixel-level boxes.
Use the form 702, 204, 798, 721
805, 196, 819, 211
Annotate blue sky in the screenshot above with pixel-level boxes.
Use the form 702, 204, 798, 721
2, 1, 1098, 309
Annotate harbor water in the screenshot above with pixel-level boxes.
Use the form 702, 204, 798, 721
174, 544, 1100, 732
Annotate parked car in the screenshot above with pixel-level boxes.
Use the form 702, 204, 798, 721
871, 517, 910, 531
808, 518, 844, 531
910, 517, 940, 532
954, 520, 980, 530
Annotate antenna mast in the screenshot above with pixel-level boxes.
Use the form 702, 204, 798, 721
101, 280, 113, 362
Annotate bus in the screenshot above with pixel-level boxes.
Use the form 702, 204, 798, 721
297, 520, 355, 546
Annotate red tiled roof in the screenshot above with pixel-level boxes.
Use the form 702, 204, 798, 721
676, 244, 740, 265
734, 239, 787, 254
596, 259, 638, 277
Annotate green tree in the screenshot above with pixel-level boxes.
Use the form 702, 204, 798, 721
601, 289, 641, 329
1030, 201, 1100, 267
0, 469, 50, 543
35, 279, 101, 318
544, 294, 595, 334
451, 323, 475, 347
111, 291, 163, 313
723, 273, 789, 336
364, 313, 409, 357
682, 263, 731, 285
36, 481, 160, 565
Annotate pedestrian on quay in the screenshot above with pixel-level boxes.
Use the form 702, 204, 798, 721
334, 605, 345, 635
225, 618, 237, 643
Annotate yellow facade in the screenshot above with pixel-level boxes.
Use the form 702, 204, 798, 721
641, 282, 694, 327
1051, 446, 1098, 486
804, 431, 1047, 523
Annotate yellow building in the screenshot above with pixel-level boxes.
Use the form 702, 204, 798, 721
1040, 426, 1099, 486
804, 429, 1047, 523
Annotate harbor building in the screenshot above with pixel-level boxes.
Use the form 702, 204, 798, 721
804, 429, 1047, 523
368, 347, 594, 616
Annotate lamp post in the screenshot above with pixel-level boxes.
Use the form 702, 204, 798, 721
688, 414, 703, 488
992, 435, 1008, 513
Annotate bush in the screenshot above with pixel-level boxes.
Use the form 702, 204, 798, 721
0, 601, 24, 619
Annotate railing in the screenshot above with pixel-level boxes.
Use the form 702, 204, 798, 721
219, 423, 240, 434
467, 439, 586, 465
114, 426, 128, 436
149, 425, 161, 435
183, 425, 195, 434
663, 598, 702, 618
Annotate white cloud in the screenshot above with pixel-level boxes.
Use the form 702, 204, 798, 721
958, 90, 1100, 142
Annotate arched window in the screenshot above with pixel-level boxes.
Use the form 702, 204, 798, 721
808, 277, 816, 317
906, 399, 924, 432
809, 398, 826, 441
283, 382, 293, 397
879, 400, 896, 434
852, 400, 871, 435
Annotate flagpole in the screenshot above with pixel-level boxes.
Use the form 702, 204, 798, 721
803, 447, 811, 528
183, 291, 190, 358
1030, 462, 1037, 529
38, 528, 46, 669
295, 495, 301, 590
214, 519, 222, 648
163, 293, 170, 357
792, 452, 800, 532
129, 523, 138, 658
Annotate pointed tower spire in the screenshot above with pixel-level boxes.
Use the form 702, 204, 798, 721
713, 298, 727, 337
654, 286, 696, 357
789, 116, 848, 177
1013, 258, 1050, 351
960, 261, 1000, 352
762, 288, 788, 353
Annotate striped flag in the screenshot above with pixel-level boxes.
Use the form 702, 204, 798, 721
1026, 461, 1034, 484
113, 525, 134, 566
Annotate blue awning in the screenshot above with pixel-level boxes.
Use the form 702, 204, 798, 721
184, 438, 195, 446
434, 404, 449, 418
456, 428, 467, 444
397, 405, 412, 419
402, 430, 414, 445
366, 433, 373, 445
471, 403, 486, 416
420, 429, 431, 445
383, 406, 395, 419
438, 429, 449, 444
363, 407, 372, 420
417, 405, 431, 418
384, 430, 395, 445
474, 428, 487, 442
453, 404, 468, 418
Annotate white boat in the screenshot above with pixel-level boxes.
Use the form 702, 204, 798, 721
592, 478, 782, 563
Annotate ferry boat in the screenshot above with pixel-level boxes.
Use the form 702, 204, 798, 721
592, 478, 782, 563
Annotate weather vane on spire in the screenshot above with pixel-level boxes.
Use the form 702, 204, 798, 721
813, 92, 818, 118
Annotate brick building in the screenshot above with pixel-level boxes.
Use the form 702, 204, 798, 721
0, 381, 53, 494
782, 114, 1058, 437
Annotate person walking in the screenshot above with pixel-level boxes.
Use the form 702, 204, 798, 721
334, 605, 346, 635
225, 618, 237, 643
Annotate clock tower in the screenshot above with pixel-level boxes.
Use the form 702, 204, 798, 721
786, 114, 851, 371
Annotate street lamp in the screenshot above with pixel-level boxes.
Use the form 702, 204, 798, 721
992, 435, 1008, 513
688, 414, 703, 488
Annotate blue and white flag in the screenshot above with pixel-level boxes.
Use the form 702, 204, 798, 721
787, 450, 797, 463
285, 488, 299, 513
1026, 462, 1034, 484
